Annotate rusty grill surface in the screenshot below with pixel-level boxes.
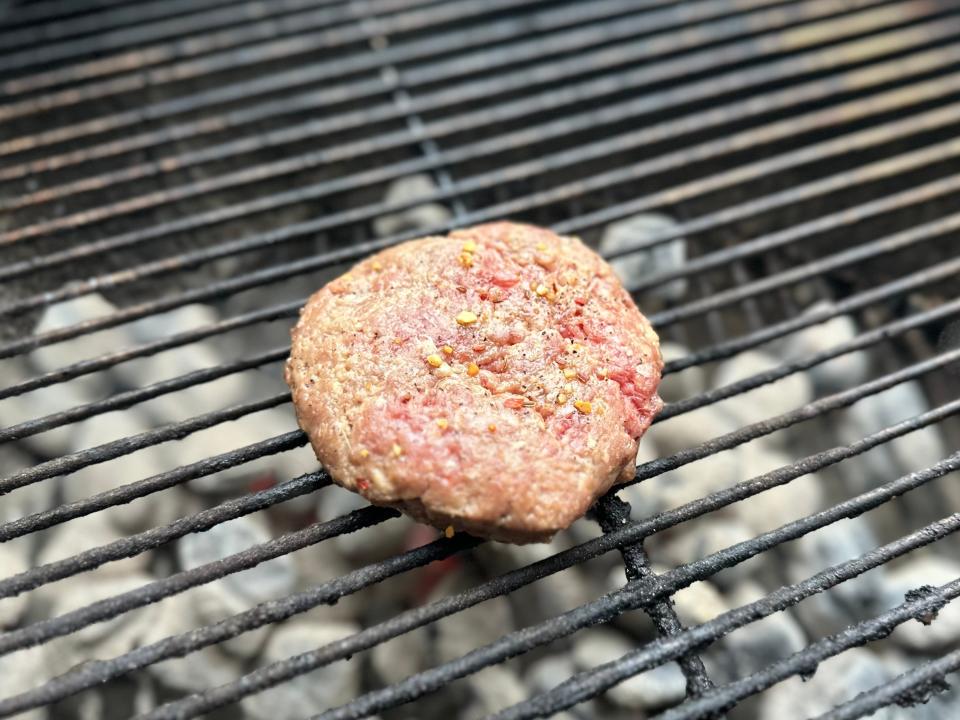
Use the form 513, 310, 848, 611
1, 0, 960, 718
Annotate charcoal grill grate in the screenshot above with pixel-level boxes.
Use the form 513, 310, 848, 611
1, 0, 960, 718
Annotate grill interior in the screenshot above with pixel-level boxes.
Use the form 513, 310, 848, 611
1, 0, 960, 718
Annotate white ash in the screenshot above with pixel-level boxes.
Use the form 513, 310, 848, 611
0, 541, 29, 629
786, 517, 888, 635
711, 350, 814, 435
431, 573, 515, 664
371, 625, 430, 686
191, 579, 273, 659
0, 356, 98, 457
64, 411, 184, 533
839, 380, 947, 484
883, 555, 960, 652
140, 592, 241, 693
643, 403, 739, 457
315, 485, 412, 562
782, 302, 870, 392
175, 408, 314, 496
729, 446, 824, 536
656, 342, 707, 403
241, 621, 361, 720
667, 577, 730, 629
572, 628, 686, 711
525, 656, 577, 694
29, 294, 128, 397
0, 645, 53, 720
289, 539, 367, 623
36, 512, 153, 583
476, 535, 594, 626
374, 174, 452, 238
462, 666, 527, 719
720, 582, 807, 677
177, 515, 297, 605
758, 648, 896, 720
658, 518, 763, 589
632, 449, 741, 513
600, 213, 688, 301
46, 571, 159, 661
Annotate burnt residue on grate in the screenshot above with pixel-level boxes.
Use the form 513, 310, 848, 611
2, 1, 960, 719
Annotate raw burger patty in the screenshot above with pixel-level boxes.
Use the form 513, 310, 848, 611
286, 222, 662, 543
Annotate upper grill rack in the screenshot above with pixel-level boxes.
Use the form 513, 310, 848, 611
1, 0, 959, 719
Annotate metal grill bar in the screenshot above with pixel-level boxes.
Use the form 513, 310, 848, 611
594, 495, 716, 696
4, 289, 955, 512
625, 166, 960, 292
0, 0, 248, 34
491, 512, 960, 720
2, 2, 957, 717
0, 505, 399, 657
0, 288, 947, 552
658, 297, 960, 422
0, 392, 290, 495
2, 77, 958, 351
0, 533, 478, 718
5, 1, 940, 210
0, 0, 909, 185
0, 301, 300, 400
0, 0, 680, 135
5, 366, 957, 717
0, 346, 287, 443
0, 471, 330, 601
662, 256, 960, 373
314, 458, 960, 720
7, 40, 957, 276
648, 211, 960, 328
813, 650, 960, 720
0, 0, 435, 73
0, 432, 307, 542
636, 347, 960, 485
652, 582, 960, 720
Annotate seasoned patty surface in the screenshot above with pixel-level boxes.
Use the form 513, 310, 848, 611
285, 222, 662, 542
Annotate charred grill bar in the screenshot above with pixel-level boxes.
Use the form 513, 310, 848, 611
1, 0, 959, 719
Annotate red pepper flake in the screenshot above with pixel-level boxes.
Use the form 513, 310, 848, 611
357, 478, 370, 491
473, 343, 486, 353
504, 397, 524, 409
574, 297, 588, 306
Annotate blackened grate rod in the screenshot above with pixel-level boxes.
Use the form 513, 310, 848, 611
1, 289, 952, 550
0, 0, 677, 132
0, 0, 256, 36
0, 0, 440, 73
594, 495, 716, 696
651, 581, 960, 720
813, 649, 960, 720
0, 300, 301, 400
8, 38, 958, 255
633, 346, 960, 487
3, 75, 959, 342
491, 517, 960, 720
312, 458, 960, 720
0, 471, 331, 601
0, 345, 288, 443
648, 210, 960, 328
0, 392, 290, 495
7, 377, 958, 718
0, 0, 921, 187
7, 2, 942, 210
0, 431, 307, 542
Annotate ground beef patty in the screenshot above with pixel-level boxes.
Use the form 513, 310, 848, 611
286, 222, 662, 543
